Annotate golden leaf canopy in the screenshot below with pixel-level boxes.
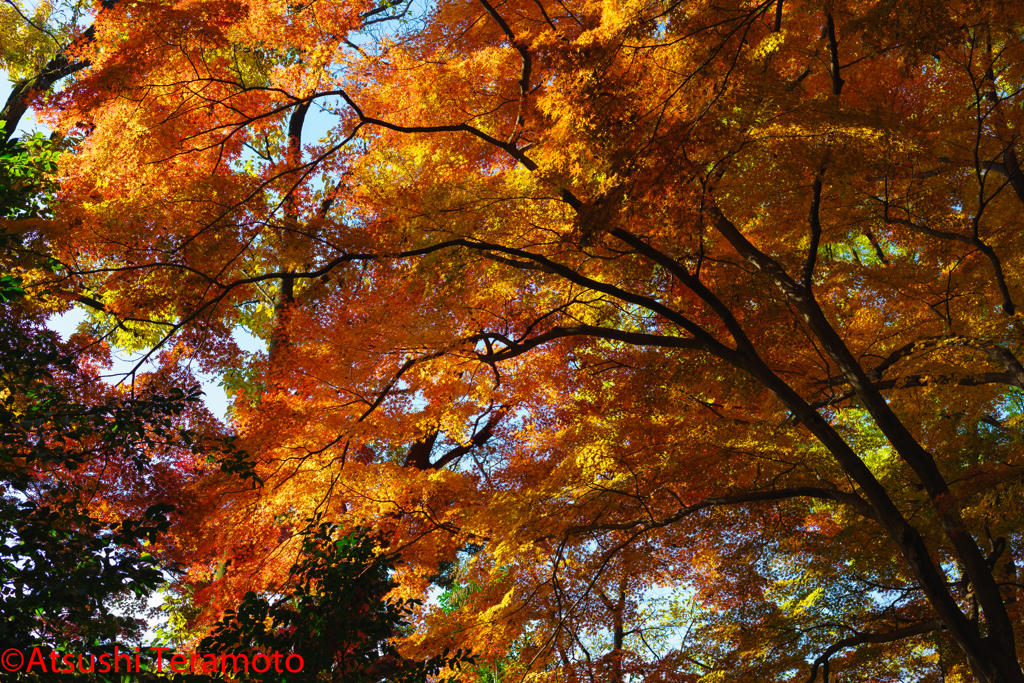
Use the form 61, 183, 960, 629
10, 0, 1024, 680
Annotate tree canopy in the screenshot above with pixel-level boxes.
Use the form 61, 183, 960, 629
4, 0, 1024, 681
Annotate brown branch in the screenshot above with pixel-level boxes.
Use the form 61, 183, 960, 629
980, 36, 1024, 205
824, 13, 843, 96
806, 619, 942, 683
456, 238, 738, 360
358, 0, 413, 28
866, 339, 935, 381
973, 238, 1016, 316
476, 0, 532, 142
481, 251, 557, 273
980, 344, 1024, 388
564, 486, 879, 537
1, 27, 94, 141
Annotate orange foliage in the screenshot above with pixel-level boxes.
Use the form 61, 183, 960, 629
18, 0, 1024, 680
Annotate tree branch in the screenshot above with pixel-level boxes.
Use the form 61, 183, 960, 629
565, 486, 879, 537
1, 25, 96, 140
470, 325, 704, 364
824, 13, 843, 97
803, 170, 824, 289
883, 214, 1015, 315
476, 0, 532, 142
336, 89, 539, 172
431, 409, 505, 470
806, 619, 942, 683
809, 372, 1018, 409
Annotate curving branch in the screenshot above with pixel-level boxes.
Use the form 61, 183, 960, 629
883, 212, 1015, 315
806, 619, 942, 683
564, 486, 880, 538
337, 89, 539, 171
1, 31, 92, 141
476, 0, 532, 142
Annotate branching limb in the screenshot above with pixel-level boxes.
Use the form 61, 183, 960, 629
469, 325, 703, 363
564, 486, 879, 537
1, 27, 94, 140
809, 372, 1018, 409
565, 485, 876, 540
806, 619, 942, 683
476, 0, 532, 142
358, 0, 413, 28
431, 409, 506, 470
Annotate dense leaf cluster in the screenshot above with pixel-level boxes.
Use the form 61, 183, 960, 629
0, 310, 187, 650
202, 519, 476, 682
0, 130, 59, 221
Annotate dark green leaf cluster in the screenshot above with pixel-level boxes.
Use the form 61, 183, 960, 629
0, 314, 179, 650
0, 129, 60, 222
0, 309, 256, 661
201, 518, 475, 682
0, 499, 172, 650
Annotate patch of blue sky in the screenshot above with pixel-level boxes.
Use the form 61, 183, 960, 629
48, 306, 265, 420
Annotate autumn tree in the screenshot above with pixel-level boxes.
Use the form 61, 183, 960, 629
0, 17, 249, 667
11, 0, 1024, 681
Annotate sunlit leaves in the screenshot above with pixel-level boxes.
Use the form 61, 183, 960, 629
18, 0, 1024, 680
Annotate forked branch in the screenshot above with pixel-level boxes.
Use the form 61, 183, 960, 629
806, 619, 942, 683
